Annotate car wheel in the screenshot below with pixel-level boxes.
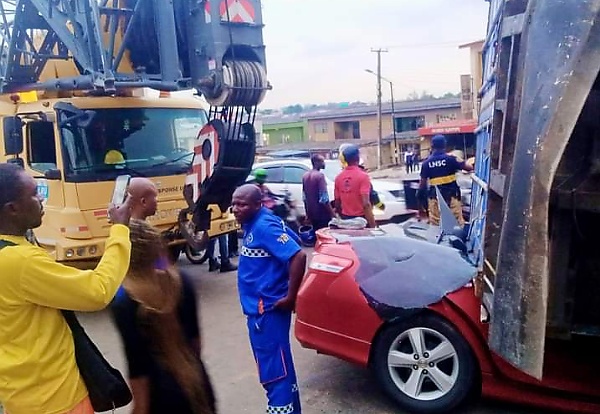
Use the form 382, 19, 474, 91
373, 314, 477, 414
184, 244, 209, 265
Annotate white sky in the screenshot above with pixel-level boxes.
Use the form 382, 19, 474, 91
259, 0, 490, 109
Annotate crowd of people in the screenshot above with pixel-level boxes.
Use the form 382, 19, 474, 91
0, 134, 470, 414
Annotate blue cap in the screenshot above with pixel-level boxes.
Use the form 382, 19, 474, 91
431, 134, 447, 150
342, 144, 360, 163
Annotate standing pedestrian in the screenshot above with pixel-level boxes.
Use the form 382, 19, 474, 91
231, 184, 307, 414
334, 144, 376, 228
228, 229, 239, 258
206, 234, 237, 272
128, 177, 159, 220
404, 149, 414, 174
418, 134, 473, 226
302, 154, 334, 230
112, 178, 217, 414
0, 163, 132, 414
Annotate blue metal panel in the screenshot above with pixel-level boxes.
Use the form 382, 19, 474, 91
468, 0, 499, 269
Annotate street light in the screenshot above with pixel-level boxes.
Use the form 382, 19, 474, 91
365, 69, 398, 165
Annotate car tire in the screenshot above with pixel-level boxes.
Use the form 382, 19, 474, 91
372, 313, 478, 414
184, 244, 209, 265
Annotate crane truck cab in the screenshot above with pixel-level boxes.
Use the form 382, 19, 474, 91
0, 0, 268, 266
1, 92, 233, 264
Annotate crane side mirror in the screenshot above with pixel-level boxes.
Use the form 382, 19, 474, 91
44, 169, 62, 180
3, 116, 23, 155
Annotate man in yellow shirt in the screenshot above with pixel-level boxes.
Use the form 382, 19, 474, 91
0, 163, 133, 414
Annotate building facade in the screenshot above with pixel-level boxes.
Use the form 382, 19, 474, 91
260, 114, 308, 146
259, 98, 463, 169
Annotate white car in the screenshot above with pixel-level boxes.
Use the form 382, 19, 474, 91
250, 158, 416, 223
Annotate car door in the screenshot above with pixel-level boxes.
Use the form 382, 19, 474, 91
261, 166, 285, 196
282, 165, 308, 215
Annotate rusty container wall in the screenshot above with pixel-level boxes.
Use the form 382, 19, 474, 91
487, 0, 600, 379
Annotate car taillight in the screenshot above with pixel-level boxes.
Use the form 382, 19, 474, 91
308, 253, 353, 274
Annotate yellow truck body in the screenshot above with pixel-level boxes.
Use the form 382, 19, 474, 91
1, 93, 237, 266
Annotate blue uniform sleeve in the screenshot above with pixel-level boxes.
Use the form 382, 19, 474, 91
450, 156, 466, 171
257, 218, 302, 263
420, 159, 429, 178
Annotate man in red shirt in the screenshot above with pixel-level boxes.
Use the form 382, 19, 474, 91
334, 144, 376, 228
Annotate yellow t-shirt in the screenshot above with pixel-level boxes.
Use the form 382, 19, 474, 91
0, 225, 131, 414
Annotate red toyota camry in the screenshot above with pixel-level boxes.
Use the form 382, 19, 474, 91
294, 223, 600, 414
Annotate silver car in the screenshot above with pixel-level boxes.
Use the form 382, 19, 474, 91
250, 158, 416, 223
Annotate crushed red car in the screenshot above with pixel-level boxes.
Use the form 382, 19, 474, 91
294, 223, 600, 414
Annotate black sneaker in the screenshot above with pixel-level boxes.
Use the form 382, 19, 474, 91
219, 261, 238, 273
208, 258, 220, 272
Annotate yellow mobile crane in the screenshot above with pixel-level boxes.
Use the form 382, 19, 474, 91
0, 0, 268, 266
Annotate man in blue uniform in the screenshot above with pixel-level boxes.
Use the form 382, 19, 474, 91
231, 184, 307, 414
418, 134, 473, 226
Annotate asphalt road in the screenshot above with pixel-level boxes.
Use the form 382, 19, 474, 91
78, 254, 549, 414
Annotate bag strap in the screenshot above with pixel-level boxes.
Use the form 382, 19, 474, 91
0, 240, 17, 250
61, 309, 84, 333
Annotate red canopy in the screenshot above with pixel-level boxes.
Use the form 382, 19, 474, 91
418, 119, 477, 136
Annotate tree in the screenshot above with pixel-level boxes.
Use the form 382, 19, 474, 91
441, 91, 460, 99
282, 104, 303, 114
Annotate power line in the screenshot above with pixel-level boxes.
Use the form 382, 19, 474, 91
385, 39, 476, 49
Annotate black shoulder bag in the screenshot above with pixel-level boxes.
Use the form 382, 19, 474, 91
0, 240, 132, 412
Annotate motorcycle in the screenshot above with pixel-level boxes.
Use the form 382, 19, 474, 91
269, 189, 301, 235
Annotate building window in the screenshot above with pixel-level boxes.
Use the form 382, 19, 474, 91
436, 113, 457, 123
334, 121, 360, 140
314, 122, 328, 133
394, 116, 425, 133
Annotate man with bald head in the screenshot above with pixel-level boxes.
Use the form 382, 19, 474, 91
232, 184, 306, 414
128, 177, 159, 221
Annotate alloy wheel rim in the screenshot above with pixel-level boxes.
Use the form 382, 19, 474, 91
387, 327, 459, 401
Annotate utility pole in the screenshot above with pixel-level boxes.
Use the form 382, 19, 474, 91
389, 81, 397, 165
371, 48, 387, 170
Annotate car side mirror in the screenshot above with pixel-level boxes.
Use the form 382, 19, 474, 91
3, 116, 23, 155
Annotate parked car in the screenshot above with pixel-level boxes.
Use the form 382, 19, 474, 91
250, 158, 416, 223
295, 223, 600, 414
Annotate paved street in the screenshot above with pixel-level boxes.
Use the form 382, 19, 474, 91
78, 254, 548, 414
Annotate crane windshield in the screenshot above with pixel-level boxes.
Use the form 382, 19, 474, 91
58, 107, 207, 182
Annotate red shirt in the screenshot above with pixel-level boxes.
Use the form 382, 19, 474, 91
334, 165, 371, 217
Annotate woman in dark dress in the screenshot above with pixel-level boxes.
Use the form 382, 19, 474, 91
111, 219, 216, 414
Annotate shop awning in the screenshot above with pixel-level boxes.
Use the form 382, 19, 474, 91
418, 119, 477, 136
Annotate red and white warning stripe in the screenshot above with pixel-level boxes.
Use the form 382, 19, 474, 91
187, 123, 220, 202
205, 0, 212, 23
220, 0, 255, 24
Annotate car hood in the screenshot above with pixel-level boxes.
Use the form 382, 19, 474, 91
331, 228, 476, 319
